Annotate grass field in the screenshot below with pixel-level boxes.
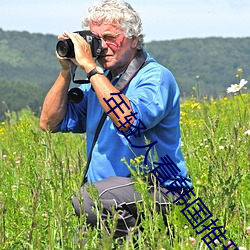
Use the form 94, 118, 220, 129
0, 91, 249, 249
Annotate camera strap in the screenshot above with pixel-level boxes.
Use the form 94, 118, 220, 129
81, 50, 150, 186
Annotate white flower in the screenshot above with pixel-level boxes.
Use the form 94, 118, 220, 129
227, 79, 248, 93
238, 247, 246, 250
214, 239, 220, 245
219, 145, 224, 150
189, 237, 196, 245
244, 130, 250, 136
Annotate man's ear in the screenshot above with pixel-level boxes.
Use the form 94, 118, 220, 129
131, 36, 139, 48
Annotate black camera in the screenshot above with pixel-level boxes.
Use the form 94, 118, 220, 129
56, 30, 102, 58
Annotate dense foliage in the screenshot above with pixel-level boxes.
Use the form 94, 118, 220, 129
0, 93, 249, 249
0, 29, 60, 120
0, 28, 250, 120
145, 37, 250, 97
0, 29, 59, 87
0, 80, 46, 121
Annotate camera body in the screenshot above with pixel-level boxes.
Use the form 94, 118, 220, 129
56, 30, 102, 58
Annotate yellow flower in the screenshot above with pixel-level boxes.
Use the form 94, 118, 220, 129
130, 159, 135, 165
135, 156, 142, 164
180, 111, 187, 116
237, 67, 243, 73
191, 103, 201, 109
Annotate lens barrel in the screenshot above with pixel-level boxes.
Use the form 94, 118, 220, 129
68, 88, 84, 103
56, 31, 102, 58
56, 39, 75, 58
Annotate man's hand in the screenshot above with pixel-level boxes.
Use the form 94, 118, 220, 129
62, 31, 96, 73
56, 33, 79, 71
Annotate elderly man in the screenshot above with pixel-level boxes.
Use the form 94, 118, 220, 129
40, 0, 192, 242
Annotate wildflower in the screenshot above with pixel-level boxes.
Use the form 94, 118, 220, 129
244, 130, 250, 136
42, 213, 48, 221
218, 145, 224, 150
238, 247, 246, 250
180, 111, 187, 117
121, 157, 126, 163
130, 159, 135, 165
227, 79, 248, 93
246, 226, 250, 235
135, 157, 141, 164
214, 239, 220, 245
196, 180, 201, 185
227, 241, 234, 248
189, 237, 196, 246
191, 103, 201, 109
237, 67, 243, 73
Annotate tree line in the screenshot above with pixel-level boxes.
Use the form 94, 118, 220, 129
0, 28, 249, 120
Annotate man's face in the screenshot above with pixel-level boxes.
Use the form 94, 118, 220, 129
89, 20, 138, 73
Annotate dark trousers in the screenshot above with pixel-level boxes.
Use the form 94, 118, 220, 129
72, 176, 186, 240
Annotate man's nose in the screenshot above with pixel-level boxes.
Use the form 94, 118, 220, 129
101, 38, 108, 49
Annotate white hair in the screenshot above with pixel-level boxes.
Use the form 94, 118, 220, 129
82, 0, 145, 49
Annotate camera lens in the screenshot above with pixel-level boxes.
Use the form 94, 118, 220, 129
56, 39, 74, 58
68, 88, 84, 103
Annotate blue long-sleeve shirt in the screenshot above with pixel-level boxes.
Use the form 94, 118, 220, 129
57, 52, 191, 186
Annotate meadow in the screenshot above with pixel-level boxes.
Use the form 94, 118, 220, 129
0, 90, 249, 249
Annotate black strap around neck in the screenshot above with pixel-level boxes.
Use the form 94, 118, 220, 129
81, 50, 148, 186
115, 49, 147, 91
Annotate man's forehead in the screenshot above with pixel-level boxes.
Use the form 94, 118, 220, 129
89, 19, 121, 31
90, 22, 122, 34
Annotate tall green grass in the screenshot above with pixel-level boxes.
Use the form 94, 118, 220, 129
0, 93, 249, 249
